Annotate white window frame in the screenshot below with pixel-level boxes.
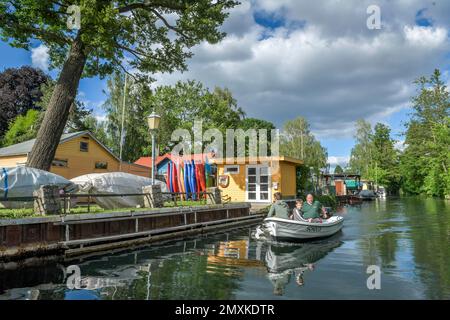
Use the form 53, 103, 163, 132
224, 165, 240, 174
245, 164, 271, 203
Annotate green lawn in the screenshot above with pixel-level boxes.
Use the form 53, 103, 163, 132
0, 200, 210, 220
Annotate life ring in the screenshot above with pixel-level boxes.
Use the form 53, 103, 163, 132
218, 175, 230, 188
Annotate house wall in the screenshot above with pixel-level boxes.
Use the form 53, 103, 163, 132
278, 162, 297, 199
120, 162, 151, 178
217, 160, 299, 203
50, 135, 120, 179
0, 134, 151, 179
217, 163, 247, 202
0, 155, 28, 168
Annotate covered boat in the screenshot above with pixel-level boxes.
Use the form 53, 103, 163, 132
255, 215, 344, 242
70, 172, 170, 209
0, 167, 77, 209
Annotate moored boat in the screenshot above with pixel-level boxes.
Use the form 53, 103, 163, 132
356, 189, 378, 200
255, 215, 344, 242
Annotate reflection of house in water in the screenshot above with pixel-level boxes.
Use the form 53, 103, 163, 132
207, 240, 266, 271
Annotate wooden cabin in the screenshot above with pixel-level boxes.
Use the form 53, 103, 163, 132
211, 156, 303, 203
0, 131, 149, 179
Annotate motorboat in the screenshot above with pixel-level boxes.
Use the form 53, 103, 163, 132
376, 187, 387, 198
255, 215, 344, 242
357, 189, 378, 200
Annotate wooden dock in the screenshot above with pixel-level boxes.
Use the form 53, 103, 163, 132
0, 203, 263, 262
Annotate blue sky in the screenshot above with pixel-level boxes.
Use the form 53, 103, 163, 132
1, 0, 449, 168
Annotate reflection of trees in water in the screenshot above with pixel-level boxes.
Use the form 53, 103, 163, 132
401, 198, 450, 299
80, 237, 247, 300
356, 201, 400, 268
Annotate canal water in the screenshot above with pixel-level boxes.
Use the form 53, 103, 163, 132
0, 197, 449, 300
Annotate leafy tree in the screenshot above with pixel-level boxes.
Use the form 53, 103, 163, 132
2, 109, 40, 146
236, 117, 276, 157
349, 119, 374, 177
82, 114, 109, 145
0, 66, 48, 137
149, 80, 245, 156
400, 70, 450, 197
370, 123, 401, 193
280, 116, 328, 170
349, 120, 401, 193
334, 165, 344, 174
97, 77, 247, 161
279, 117, 328, 193
1, 81, 93, 146
0, 0, 238, 170
100, 72, 150, 162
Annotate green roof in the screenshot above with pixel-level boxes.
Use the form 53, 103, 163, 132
0, 131, 88, 157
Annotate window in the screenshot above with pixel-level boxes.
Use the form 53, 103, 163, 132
52, 159, 68, 167
80, 141, 89, 152
95, 161, 108, 169
224, 165, 239, 174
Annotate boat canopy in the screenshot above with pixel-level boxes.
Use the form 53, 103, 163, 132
344, 180, 360, 189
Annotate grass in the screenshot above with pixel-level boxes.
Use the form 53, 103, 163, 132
0, 200, 211, 220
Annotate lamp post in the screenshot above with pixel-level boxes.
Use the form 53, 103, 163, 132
147, 111, 161, 185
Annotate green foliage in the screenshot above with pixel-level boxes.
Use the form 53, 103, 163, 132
2, 109, 40, 146
280, 116, 328, 169
349, 119, 374, 177
400, 70, 450, 198
349, 120, 401, 194
334, 165, 344, 174
0, 66, 48, 138
235, 117, 276, 156
94, 76, 249, 161
296, 194, 338, 209
280, 117, 328, 193
99, 72, 150, 162
0, 0, 238, 81
1, 80, 93, 147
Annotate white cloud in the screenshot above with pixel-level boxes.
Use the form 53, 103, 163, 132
31, 45, 50, 72
328, 156, 350, 168
404, 25, 448, 47
394, 140, 406, 151
150, 0, 450, 157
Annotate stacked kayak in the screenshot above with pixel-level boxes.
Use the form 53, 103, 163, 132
166, 157, 210, 200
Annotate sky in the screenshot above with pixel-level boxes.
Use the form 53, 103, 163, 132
1, 0, 450, 168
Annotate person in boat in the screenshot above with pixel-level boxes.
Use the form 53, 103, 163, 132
302, 194, 328, 222
267, 192, 290, 219
290, 199, 307, 221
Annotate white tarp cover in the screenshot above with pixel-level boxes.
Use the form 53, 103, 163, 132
70, 172, 169, 209
0, 166, 78, 209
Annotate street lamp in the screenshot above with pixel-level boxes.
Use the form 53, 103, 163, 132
147, 111, 161, 184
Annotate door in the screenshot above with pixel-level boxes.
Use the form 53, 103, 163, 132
246, 165, 271, 202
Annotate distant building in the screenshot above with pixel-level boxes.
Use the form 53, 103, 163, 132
0, 131, 149, 179
321, 173, 362, 196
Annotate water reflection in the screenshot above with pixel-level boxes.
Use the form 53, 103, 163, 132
261, 238, 342, 295
0, 197, 449, 299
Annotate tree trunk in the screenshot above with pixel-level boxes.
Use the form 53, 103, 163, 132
27, 34, 87, 171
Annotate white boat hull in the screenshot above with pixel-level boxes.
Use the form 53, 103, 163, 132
255, 216, 344, 242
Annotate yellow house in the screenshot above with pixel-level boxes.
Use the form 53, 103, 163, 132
211, 156, 303, 203
0, 131, 150, 179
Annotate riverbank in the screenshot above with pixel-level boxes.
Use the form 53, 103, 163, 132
0, 202, 263, 262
